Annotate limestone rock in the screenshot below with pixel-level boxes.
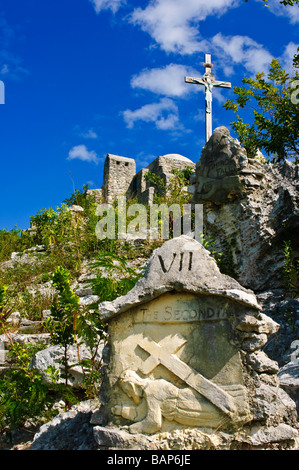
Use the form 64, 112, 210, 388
93, 426, 155, 450
30, 342, 104, 388
30, 400, 100, 450
67, 205, 84, 213
256, 290, 299, 364
79, 294, 100, 306
278, 361, 299, 415
192, 127, 299, 291
247, 351, 279, 374
99, 235, 260, 321
240, 423, 299, 448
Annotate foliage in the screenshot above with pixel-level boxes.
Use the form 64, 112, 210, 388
200, 234, 223, 268
283, 240, 299, 297
245, 0, 299, 5
0, 342, 53, 434
0, 286, 57, 433
43, 266, 105, 398
43, 266, 81, 388
144, 167, 195, 240
0, 285, 13, 345
144, 171, 167, 197
63, 184, 102, 256
29, 188, 101, 272
145, 166, 194, 205
224, 58, 299, 161
167, 167, 194, 206
0, 227, 34, 262
89, 252, 144, 302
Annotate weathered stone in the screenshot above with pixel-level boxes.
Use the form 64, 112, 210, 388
247, 351, 279, 374
102, 154, 136, 204
240, 423, 299, 448
75, 286, 94, 297
93, 426, 154, 450
278, 361, 299, 415
66, 205, 84, 213
79, 294, 99, 306
0, 333, 50, 348
30, 342, 104, 388
237, 312, 280, 334
93, 235, 298, 449
190, 126, 249, 203
6, 311, 21, 327
100, 235, 260, 321
192, 127, 299, 291
101, 152, 196, 205
252, 382, 297, 423
257, 290, 299, 364
241, 333, 269, 352
30, 400, 100, 450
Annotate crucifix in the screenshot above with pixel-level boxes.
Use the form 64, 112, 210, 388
185, 54, 231, 142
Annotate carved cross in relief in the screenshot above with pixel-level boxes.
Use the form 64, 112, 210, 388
185, 54, 231, 142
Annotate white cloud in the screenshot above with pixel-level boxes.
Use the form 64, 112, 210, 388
135, 152, 157, 169
123, 97, 183, 131
131, 63, 201, 97
0, 18, 28, 80
81, 129, 98, 139
263, 0, 299, 24
211, 33, 273, 75
0, 64, 9, 75
73, 125, 98, 139
280, 41, 299, 75
89, 0, 126, 14
130, 0, 240, 54
67, 145, 99, 164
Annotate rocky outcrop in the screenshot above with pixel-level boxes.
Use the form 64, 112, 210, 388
191, 126, 299, 292
30, 400, 100, 450
30, 342, 104, 388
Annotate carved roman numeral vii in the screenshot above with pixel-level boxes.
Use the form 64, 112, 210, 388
158, 252, 193, 273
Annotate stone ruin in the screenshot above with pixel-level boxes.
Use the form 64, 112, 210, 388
91, 236, 299, 450
93, 152, 196, 204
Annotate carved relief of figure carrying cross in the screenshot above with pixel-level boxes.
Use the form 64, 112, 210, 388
185, 54, 231, 142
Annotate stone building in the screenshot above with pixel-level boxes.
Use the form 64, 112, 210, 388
94, 153, 196, 204
102, 154, 136, 204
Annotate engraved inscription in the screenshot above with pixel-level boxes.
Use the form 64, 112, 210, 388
158, 252, 193, 273
135, 304, 236, 324
158, 253, 176, 273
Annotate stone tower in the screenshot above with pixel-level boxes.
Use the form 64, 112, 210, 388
102, 154, 136, 203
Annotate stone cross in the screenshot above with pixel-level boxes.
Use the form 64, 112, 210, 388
185, 54, 231, 142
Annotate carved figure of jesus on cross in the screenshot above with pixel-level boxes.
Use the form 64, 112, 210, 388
185, 54, 231, 142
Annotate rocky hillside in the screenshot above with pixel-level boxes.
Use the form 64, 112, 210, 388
0, 160, 298, 450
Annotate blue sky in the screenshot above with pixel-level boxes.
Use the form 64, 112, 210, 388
0, 0, 298, 230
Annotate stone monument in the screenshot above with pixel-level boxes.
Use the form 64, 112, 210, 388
91, 236, 298, 450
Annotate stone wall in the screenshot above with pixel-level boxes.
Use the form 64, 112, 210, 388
99, 153, 195, 205
102, 154, 136, 204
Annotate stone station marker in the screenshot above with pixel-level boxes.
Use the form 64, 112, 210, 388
92, 236, 299, 450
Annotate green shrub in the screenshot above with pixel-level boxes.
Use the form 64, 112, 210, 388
0, 228, 34, 262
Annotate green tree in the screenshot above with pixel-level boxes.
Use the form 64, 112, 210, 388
224, 58, 299, 162
43, 267, 81, 387
245, 0, 299, 6
90, 252, 144, 301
